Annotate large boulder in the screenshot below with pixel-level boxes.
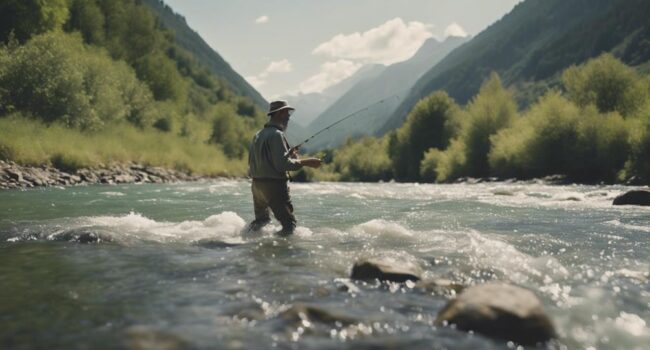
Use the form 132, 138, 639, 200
613, 190, 650, 206
350, 258, 422, 283
435, 283, 556, 345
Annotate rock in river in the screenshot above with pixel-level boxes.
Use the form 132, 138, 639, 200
350, 258, 422, 283
435, 283, 556, 345
612, 190, 650, 206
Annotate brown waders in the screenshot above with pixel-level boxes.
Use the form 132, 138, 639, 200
250, 178, 296, 234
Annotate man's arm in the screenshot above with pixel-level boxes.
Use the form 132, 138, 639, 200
269, 133, 322, 172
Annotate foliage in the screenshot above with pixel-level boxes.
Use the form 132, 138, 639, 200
562, 53, 648, 117
0, 114, 245, 176
421, 73, 517, 182
389, 91, 460, 181
0, 0, 69, 42
489, 92, 581, 179
326, 55, 649, 184
332, 137, 392, 182
0, 31, 154, 129
0, 0, 266, 173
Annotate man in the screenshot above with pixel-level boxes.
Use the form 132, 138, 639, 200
247, 100, 322, 235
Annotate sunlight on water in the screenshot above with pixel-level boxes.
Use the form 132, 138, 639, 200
0, 181, 648, 349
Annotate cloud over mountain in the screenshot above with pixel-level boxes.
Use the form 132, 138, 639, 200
313, 17, 433, 65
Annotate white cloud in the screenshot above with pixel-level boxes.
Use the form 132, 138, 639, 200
298, 60, 362, 94
312, 17, 433, 65
255, 15, 269, 24
245, 75, 265, 89
444, 22, 468, 38
246, 59, 292, 88
265, 59, 292, 74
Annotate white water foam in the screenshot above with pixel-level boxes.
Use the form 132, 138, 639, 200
605, 220, 650, 233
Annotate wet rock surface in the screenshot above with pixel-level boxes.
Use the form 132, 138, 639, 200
612, 189, 650, 206
0, 160, 215, 189
350, 258, 422, 283
435, 283, 556, 345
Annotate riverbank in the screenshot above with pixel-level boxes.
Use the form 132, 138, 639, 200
0, 160, 226, 189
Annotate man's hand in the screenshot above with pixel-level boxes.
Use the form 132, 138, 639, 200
288, 145, 300, 157
300, 158, 322, 168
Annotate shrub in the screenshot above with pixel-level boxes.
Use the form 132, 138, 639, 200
562, 53, 647, 117
489, 92, 630, 182
389, 91, 460, 181
489, 91, 581, 178
420, 73, 516, 182
0, 31, 154, 129
334, 137, 392, 181
0, 0, 69, 42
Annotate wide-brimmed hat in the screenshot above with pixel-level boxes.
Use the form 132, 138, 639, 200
267, 100, 295, 116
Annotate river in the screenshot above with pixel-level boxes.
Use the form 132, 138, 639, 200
0, 181, 648, 349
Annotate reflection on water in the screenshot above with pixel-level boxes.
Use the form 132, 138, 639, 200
0, 181, 648, 349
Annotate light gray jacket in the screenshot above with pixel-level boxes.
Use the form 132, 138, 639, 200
248, 123, 302, 179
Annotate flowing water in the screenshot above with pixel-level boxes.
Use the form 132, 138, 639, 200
0, 181, 648, 350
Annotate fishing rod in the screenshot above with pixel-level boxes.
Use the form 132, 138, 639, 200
286, 94, 401, 156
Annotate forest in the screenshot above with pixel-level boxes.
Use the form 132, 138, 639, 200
0, 0, 265, 176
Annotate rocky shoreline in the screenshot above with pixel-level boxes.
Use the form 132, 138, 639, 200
0, 160, 219, 190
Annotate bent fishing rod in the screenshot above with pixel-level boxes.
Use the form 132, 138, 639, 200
286, 94, 400, 156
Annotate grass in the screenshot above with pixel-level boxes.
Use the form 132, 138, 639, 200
0, 114, 247, 176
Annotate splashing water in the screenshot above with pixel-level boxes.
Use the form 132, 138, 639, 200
0, 181, 648, 349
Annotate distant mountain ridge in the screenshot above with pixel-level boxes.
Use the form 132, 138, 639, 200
281, 64, 386, 128
306, 36, 468, 150
382, 0, 650, 132
142, 0, 267, 108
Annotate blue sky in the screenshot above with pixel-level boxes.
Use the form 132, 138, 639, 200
164, 0, 521, 99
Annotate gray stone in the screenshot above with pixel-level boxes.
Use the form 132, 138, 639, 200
279, 303, 356, 327
114, 174, 136, 183
5, 168, 23, 182
435, 283, 556, 345
350, 258, 422, 283
613, 190, 650, 206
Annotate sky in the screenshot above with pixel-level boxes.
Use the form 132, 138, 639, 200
164, 0, 522, 100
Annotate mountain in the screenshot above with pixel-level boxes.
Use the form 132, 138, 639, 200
142, 0, 267, 108
382, 0, 650, 132
306, 36, 468, 150
281, 64, 386, 128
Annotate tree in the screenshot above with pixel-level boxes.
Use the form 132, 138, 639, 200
0, 0, 69, 42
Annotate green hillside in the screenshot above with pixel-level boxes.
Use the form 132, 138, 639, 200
141, 0, 267, 108
0, 0, 267, 176
383, 0, 650, 132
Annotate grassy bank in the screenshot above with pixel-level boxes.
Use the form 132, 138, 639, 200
0, 114, 246, 176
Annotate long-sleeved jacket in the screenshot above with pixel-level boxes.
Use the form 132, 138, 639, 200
248, 123, 302, 179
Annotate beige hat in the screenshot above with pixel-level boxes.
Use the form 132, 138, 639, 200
267, 100, 295, 116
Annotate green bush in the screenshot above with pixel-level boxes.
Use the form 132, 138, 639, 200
563, 53, 648, 117
389, 91, 460, 181
423, 73, 516, 182
489, 92, 630, 182
333, 137, 392, 181
0, 31, 154, 129
0, 0, 69, 42
489, 91, 581, 178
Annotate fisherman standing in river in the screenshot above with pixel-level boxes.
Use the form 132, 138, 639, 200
247, 100, 322, 235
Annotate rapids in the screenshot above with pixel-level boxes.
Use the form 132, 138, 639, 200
0, 181, 648, 349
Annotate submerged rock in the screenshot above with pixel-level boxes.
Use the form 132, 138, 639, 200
279, 303, 356, 327
350, 258, 422, 283
613, 190, 650, 206
415, 278, 464, 296
125, 325, 189, 350
435, 283, 555, 345
55, 229, 115, 243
